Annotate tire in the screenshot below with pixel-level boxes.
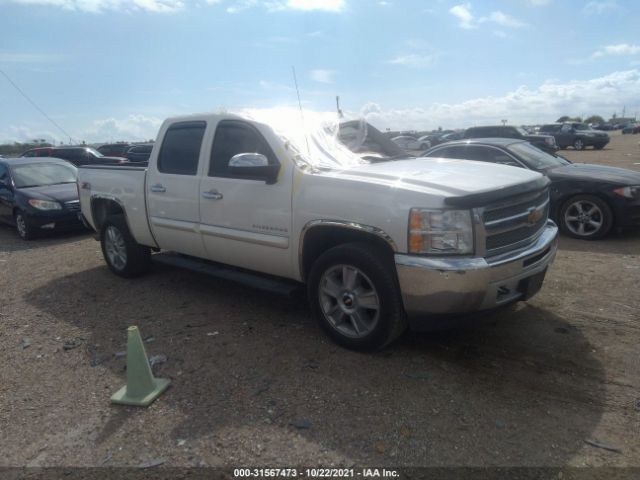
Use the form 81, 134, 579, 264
573, 138, 585, 150
100, 215, 151, 277
559, 195, 613, 240
420, 143, 429, 150
594, 144, 605, 150
307, 242, 407, 350
14, 210, 35, 240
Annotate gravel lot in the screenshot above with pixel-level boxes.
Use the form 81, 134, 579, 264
0, 132, 639, 470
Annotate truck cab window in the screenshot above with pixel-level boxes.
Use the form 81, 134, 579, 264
157, 121, 206, 175
209, 121, 276, 177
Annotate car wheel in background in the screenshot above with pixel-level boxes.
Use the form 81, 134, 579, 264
594, 144, 605, 150
100, 214, 151, 277
559, 195, 613, 240
14, 210, 34, 240
573, 139, 585, 150
308, 242, 407, 350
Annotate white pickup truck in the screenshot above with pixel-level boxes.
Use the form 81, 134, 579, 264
78, 113, 558, 350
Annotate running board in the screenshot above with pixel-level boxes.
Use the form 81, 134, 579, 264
152, 252, 302, 297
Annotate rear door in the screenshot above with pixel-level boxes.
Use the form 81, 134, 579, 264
146, 121, 207, 257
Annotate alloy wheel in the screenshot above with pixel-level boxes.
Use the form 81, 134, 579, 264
104, 225, 128, 270
318, 264, 380, 339
563, 200, 604, 237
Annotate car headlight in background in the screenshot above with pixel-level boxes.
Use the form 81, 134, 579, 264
544, 137, 556, 146
28, 199, 62, 210
409, 208, 474, 254
613, 186, 640, 199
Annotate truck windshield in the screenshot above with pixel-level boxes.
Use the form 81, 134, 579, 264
236, 108, 409, 169
11, 163, 77, 188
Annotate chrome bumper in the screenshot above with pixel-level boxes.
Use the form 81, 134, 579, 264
395, 220, 558, 316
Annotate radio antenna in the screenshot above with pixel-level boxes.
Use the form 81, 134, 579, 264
291, 66, 310, 156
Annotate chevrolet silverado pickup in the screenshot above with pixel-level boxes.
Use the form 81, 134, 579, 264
78, 113, 558, 350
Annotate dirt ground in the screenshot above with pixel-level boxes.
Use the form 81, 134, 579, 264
0, 132, 639, 472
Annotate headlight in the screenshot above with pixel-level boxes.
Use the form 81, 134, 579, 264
613, 186, 640, 199
28, 199, 62, 210
545, 137, 556, 146
409, 208, 474, 254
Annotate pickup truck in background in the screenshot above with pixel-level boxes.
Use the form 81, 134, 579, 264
78, 113, 558, 350
539, 123, 610, 150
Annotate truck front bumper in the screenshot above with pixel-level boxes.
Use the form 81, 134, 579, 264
395, 220, 558, 317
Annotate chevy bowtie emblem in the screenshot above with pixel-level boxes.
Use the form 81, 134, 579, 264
527, 207, 543, 225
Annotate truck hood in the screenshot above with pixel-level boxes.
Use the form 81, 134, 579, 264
547, 163, 640, 185
328, 158, 544, 198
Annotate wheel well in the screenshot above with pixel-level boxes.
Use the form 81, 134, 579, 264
300, 226, 395, 281
91, 198, 125, 232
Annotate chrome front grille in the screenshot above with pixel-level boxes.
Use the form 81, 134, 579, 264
480, 188, 550, 256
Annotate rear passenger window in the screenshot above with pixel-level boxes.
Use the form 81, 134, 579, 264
209, 120, 277, 177
430, 146, 469, 159
158, 121, 206, 175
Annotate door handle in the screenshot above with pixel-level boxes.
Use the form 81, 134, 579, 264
150, 184, 166, 193
202, 190, 223, 200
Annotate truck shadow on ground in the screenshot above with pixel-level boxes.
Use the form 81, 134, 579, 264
24, 263, 607, 467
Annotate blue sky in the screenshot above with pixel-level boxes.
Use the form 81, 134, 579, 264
1, 0, 639, 143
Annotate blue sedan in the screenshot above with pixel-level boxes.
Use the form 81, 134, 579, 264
0, 157, 86, 239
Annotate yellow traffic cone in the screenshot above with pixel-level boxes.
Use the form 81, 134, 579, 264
111, 326, 171, 407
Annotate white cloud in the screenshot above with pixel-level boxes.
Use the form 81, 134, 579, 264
449, 3, 475, 29
309, 69, 336, 84
357, 69, 640, 130
450, 5, 525, 30
583, 0, 618, 15
78, 114, 163, 142
592, 43, 640, 59
388, 53, 437, 68
5, 0, 184, 13
481, 10, 526, 28
284, 0, 344, 11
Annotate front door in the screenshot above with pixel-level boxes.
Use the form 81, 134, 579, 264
146, 121, 207, 257
198, 120, 293, 278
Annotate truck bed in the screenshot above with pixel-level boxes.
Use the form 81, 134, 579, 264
77, 164, 157, 247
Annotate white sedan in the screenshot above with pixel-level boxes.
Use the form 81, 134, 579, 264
391, 135, 431, 151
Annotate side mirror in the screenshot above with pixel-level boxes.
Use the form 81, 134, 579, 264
228, 153, 280, 184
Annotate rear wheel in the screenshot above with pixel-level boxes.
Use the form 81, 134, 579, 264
308, 242, 407, 350
559, 195, 613, 240
100, 215, 151, 277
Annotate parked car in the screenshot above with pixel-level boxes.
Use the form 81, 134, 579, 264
391, 135, 430, 151
125, 144, 154, 163
23, 147, 128, 166
463, 125, 558, 154
0, 157, 86, 239
97, 143, 132, 156
422, 138, 640, 239
539, 123, 609, 150
621, 123, 640, 134
21, 147, 55, 157
77, 113, 558, 350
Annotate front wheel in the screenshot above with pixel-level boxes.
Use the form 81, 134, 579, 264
559, 195, 613, 240
573, 138, 585, 150
307, 242, 407, 350
100, 215, 151, 277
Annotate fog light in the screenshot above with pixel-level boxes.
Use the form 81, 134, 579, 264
40, 223, 55, 229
